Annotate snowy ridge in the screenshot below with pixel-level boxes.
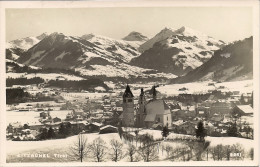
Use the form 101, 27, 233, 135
7, 33, 48, 50
138, 27, 176, 52
131, 26, 225, 76
81, 33, 142, 62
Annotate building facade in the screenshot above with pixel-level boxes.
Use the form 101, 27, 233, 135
122, 85, 135, 127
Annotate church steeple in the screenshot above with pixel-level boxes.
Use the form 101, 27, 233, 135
137, 88, 146, 128
140, 88, 144, 96
152, 86, 157, 100
123, 84, 134, 98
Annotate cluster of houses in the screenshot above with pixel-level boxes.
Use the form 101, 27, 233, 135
167, 93, 253, 138
6, 119, 119, 141
6, 83, 254, 141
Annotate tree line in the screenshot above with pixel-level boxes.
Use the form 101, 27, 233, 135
6, 77, 44, 87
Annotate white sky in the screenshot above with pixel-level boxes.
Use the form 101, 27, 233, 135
6, 7, 252, 42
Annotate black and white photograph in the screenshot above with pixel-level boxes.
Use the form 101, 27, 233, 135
0, 0, 259, 166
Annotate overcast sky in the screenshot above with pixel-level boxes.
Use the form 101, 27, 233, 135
6, 7, 252, 42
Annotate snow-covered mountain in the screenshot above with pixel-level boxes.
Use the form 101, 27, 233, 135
6, 33, 48, 60
173, 36, 253, 83
131, 26, 225, 76
122, 31, 148, 42
7, 32, 48, 50
16, 32, 176, 80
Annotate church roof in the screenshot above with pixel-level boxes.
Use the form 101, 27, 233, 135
123, 85, 134, 98
144, 114, 156, 122
146, 99, 171, 115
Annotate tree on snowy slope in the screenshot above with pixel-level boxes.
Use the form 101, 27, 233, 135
69, 133, 89, 162
126, 144, 137, 162
138, 134, 158, 162
196, 121, 207, 142
227, 122, 238, 137
109, 139, 124, 162
161, 126, 170, 140
88, 137, 107, 162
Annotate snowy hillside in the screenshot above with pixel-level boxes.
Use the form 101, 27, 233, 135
173, 36, 253, 83
132, 26, 225, 76
81, 33, 142, 63
6, 59, 40, 73
6, 33, 48, 60
6, 131, 254, 162
6, 33, 48, 51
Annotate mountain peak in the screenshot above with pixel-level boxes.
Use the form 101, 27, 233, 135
81, 33, 96, 40
158, 27, 175, 34
36, 32, 49, 40
174, 26, 208, 37
122, 31, 148, 41
49, 32, 64, 37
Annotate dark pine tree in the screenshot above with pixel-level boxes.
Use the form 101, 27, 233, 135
39, 128, 48, 140
227, 122, 238, 137
23, 124, 30, 129
196, 121, 207, 142
118, 123, 123, 139
65, 122, 72, 135
59, 123, 66, 137
161, 126, 170, 140
47, 127, 56, 139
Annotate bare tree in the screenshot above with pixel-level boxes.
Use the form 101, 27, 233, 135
231, 143, 245, 160
126, 144, 137, 162
69, 133, 89, 162
209, 144, 225, 161
138, 143, 159, 162
138, 134, 158, 162
224, 145, 232, 161
164, 144, 173, 158
193, 141, 209, 161
109, 139, 124, 162
249, 148, 254, 160
88, 137, 107, 162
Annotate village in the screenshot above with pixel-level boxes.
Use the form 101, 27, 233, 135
6, 79, 254, 142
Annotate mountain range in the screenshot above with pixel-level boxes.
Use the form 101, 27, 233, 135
131, 26, 225, 76
173, 36, 253, 83
6, 26, 253, 83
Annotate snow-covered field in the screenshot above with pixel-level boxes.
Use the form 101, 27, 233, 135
6, 110, 72, 125
157, 80, 253, 96
6, 130, 255, 162
6, 72, 84, 81
60, 92, 115, 100
117, 80, 253, 97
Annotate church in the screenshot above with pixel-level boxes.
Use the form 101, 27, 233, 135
122, 85, 172, 128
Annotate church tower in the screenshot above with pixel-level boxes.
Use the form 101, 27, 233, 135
137, 88, 146, 128
122, 85, 135, 127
